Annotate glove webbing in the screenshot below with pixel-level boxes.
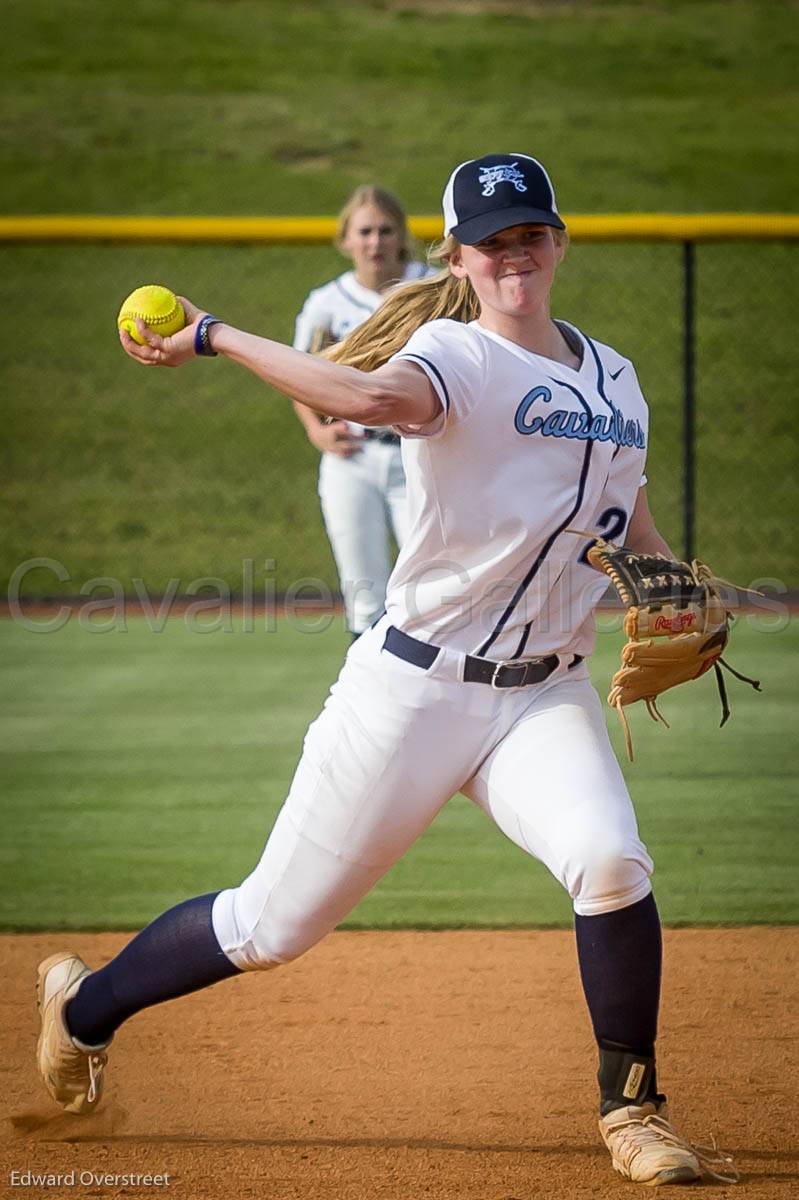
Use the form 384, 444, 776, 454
577, 537, 701, 610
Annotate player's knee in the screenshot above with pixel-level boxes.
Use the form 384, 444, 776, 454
211, 887, 319, 971
233, 910, 324, 970
241, 925, 312, 970
566, 833, 653, 914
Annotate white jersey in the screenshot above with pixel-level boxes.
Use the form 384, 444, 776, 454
387, 319, 649, 661
292, 262, 432, 352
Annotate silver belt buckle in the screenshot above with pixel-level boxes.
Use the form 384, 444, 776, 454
490, 659, 519, 690
490, 656, 548, 690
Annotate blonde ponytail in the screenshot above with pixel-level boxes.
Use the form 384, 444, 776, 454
325, 236, 479, 372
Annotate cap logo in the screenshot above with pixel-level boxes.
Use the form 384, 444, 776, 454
478, 162, 527, 197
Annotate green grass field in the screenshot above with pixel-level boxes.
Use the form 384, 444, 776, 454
1, 614, 794, 931
2, 0, 798, 595
4, 1, 796, 216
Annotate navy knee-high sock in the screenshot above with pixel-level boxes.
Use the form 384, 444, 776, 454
575, 892, 663, 1111
66, 893, 242, 1047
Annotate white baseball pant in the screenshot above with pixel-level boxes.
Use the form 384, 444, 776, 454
318, 440, 409, 634
212, 617, 653, 970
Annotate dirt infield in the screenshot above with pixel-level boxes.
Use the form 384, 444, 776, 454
2, 929, 797, 1198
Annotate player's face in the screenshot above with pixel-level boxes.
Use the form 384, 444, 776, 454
450, 224, 563, 317
341, 203, 405, 287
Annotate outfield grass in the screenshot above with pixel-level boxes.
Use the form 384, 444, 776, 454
1, 614, 794, 931
4, 1, 796, 216
2, 0, 798, 596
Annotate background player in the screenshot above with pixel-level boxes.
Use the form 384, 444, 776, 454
37, 153, 736, 1188
292, 185, 431, 637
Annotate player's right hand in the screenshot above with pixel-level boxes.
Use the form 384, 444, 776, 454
307, 420, 364, 457
119, 322, 196, 368
118, 295, 206, 369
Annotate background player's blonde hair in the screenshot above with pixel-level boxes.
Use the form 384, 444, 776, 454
327, 229, 568, 372
335, 184, 414, 264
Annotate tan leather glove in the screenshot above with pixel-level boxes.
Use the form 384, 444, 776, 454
585, 538, 761, 760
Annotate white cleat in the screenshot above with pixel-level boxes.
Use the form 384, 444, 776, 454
599, 1100, 739, 1186
36, 952, 110, 1114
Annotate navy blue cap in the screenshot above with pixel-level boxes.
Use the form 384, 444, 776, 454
443, 153, 565, 244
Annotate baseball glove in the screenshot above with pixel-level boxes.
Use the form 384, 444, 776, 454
309, 324, 339, 424
309, 322, 337, 354
579, 534, 761, 760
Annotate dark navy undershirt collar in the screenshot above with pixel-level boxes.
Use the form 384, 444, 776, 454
470, 320, 587, 379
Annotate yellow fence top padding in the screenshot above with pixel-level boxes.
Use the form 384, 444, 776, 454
1, 213, 798, 244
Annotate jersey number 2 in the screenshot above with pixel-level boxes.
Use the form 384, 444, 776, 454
578, 506, 628, 565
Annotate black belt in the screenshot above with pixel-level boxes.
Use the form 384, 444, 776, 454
383, 625, 583, 690
362, 428, 400, 446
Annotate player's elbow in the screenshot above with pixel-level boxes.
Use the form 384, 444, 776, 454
348, 380, 410, 427
350, 372, 439, 427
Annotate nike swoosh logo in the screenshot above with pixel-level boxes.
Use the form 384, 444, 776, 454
609, 365, 626, 381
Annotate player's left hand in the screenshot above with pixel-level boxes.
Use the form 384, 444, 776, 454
581, 533, 762, 759
118, 295, 206, 368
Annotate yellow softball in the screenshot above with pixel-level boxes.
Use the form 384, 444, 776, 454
117, 285, 186, 345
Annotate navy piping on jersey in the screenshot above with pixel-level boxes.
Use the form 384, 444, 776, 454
510, 561, 569, 660
399, 354, 451, 414
582, 330, 624, 459
475, 377, 595, 659
582, 331, 617, 416
334, 278, 375, 314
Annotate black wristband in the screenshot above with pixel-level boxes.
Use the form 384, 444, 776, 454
194, 315, 221, 357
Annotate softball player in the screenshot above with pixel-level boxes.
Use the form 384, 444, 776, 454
292, 185, 432, 636
38, 153, 736, 1188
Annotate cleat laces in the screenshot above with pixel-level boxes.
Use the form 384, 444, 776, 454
613, 1109, 739, 1185
53, 1042, 107, 1100
86, 1054, 105, 1104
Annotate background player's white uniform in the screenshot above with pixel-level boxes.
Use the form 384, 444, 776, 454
294, 262, 431, 633
214, 316, 653, 967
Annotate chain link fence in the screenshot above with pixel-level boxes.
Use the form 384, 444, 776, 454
2, 227, 796, 611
